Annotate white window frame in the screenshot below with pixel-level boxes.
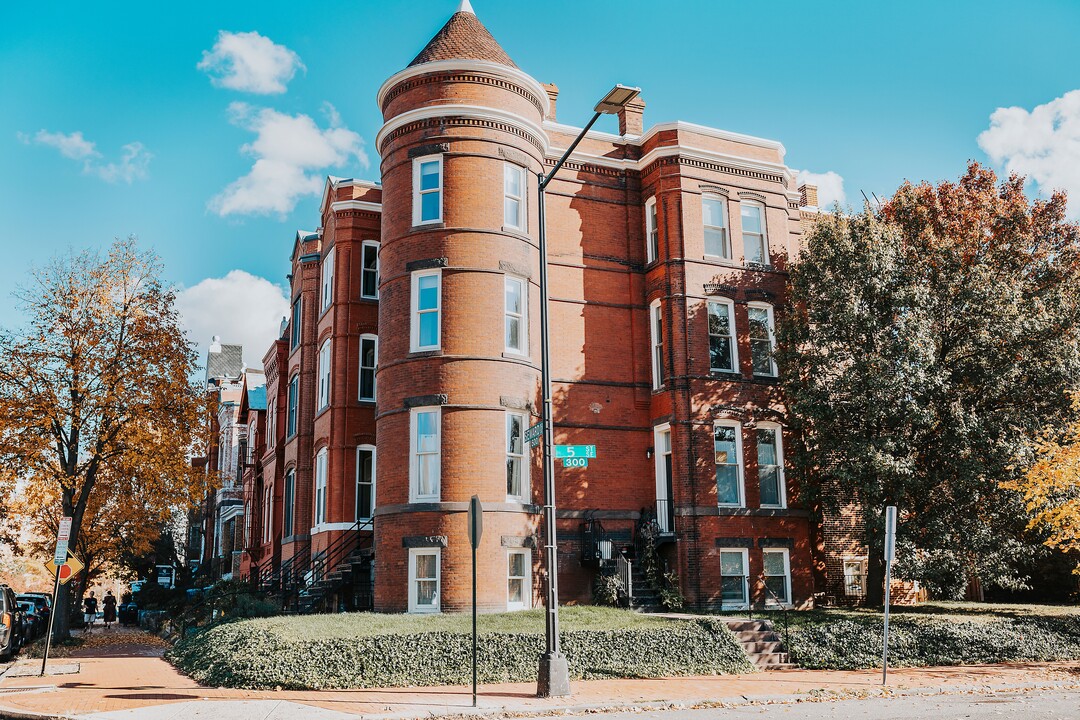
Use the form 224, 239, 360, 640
707, 298, 739, 374
290, 297, 302, 350
747, 302, 777, 377
409, 407, 441, 502
702, 195, 731, 259
653, 423, 673, 533
503, 162, 526, 231
740, 201, 769, 266
411, 270, 442, 352
413, 155, 443, 226
408, 547, 441, 613
719, 547, 750, 610
314, 447, 328, 526
283, 468, 295, 537
756, 422, 787, 509
645, 196, 659, 263
317, 339, 332, 411
506, 548, 531, 611
714, 420, 745, 508
356, 444, 376, 522
262, 484, 273, 544
358, 334, 378, 402
649, 299, 664, 389
762, 548, 792, 608
286, 374, 298, 438
506, 411, 527, 502
320, 247, 335, 312
266, 402, 275, 449
504, 275, 527, 355
360, 240, 380, 300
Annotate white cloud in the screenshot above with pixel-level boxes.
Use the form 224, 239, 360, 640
198, 30, 305, 95
21, 130, 151, 184
90, 142, 152, 183
176, 270, 290, 370
795, 169, 846, 209
23, 129, 100, 160
978, 89, 1080, 219
209, 102, 368, 217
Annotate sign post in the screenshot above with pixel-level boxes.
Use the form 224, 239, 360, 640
882, 505, 897, 686
41, 517, 73, 677
468, 496, 483, 707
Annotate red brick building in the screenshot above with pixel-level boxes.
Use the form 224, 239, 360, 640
244, 2, 827, 613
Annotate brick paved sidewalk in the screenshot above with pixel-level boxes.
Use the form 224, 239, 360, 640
0, 629, 1077, 719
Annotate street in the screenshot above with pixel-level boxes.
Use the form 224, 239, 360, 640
550, 689, 1080, 720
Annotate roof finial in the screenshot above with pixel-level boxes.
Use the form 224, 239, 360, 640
457, 0, 475, 14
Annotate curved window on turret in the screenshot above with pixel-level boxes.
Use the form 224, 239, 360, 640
411, 270, 441, 352
413, 155, 443, 225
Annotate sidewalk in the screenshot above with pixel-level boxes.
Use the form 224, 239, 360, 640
0, 629, 1077, 719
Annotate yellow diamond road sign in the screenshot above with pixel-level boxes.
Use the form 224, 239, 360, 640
44, 551, 84, 585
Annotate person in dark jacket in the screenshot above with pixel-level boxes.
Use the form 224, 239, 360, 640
102, 590, 117, 629
83, 591, 98, 633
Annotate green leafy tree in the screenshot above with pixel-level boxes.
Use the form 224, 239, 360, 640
777, 163, 1080, 603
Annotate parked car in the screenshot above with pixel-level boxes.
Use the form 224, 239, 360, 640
16, 594, 50, 630
16, 602, 41, 642
0, 586, 21, 660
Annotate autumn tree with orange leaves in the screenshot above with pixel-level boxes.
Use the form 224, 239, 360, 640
1004, 393, 1080, 569
0, 238, 205, 639
778, 163, 1080, 604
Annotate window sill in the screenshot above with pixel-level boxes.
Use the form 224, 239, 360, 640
710, 370, 742, 379
412, 221, 445, 230
502, 225, 529, 237
502, 350, 529, 360
357, 398, 376, 405
358, 296, 379, 303
409, 349, 443, 358
752, 374, 779, 384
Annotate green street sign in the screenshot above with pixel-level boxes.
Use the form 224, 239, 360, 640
554, 445, 596, 459
524, 422, 544, 448
562, 457, 588, 468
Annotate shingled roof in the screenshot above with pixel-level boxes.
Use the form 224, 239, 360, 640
408, 4, 516, 68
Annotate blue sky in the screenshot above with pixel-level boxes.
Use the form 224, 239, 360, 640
2, 0, 1078, 366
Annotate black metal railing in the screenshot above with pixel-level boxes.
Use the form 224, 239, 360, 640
274, 518, 373, 613
654, 498, 675, 534
580, 518, 613, 568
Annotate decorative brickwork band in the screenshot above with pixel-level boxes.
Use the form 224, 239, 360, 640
499, 395, 529, 410
699, 184, 729, 196
737, 191, 768, 202
497, 146, 530, 166
745, 289, 775, 301
758, 537, 795, 548
405, 257, 449, 272
402, 535, 448, 548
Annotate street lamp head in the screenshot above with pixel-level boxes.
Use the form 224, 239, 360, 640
593, 84, 641, 114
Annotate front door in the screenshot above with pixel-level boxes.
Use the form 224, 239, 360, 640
654, 425, 674, 532
720, 549, 749, 610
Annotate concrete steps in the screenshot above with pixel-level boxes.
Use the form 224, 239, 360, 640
725, 619, 796, 670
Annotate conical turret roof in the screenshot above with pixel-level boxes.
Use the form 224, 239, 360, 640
408, 4, 516, 68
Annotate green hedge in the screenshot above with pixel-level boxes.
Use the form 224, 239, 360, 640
790, 616, 1080, 670
168, 616, 753, 689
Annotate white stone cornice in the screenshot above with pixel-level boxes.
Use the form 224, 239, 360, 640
331, 199, 383, 213
543, 144, 795, 185
376, 103, 549, 155
541, 119, 786, 159
377, 59, 549, 118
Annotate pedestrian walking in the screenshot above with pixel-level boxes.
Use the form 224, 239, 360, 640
102, 590, 117, 630
83, 591, 98, 633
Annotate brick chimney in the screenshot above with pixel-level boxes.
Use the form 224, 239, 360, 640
542, 83, 559, 121
618, 95, 646, 136
799, 183, 819, 208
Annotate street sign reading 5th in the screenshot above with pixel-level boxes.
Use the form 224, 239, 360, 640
554, 445, 596, 459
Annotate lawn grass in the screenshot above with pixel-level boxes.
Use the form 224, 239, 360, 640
237, 605, 675, 641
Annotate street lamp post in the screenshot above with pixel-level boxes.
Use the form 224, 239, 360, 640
535, 84, 641, 699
